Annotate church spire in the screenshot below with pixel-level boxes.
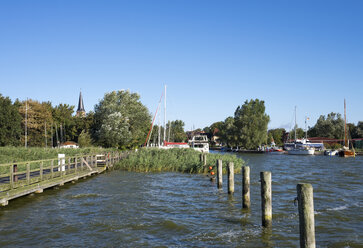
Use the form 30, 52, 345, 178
76, 90, 86, 117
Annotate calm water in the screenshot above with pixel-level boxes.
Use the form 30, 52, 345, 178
0, 153, 362, 247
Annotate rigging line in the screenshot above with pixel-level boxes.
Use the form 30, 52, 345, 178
144, 90, 164, 146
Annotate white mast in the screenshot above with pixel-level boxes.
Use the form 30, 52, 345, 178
294, 106, 297, 141
163, 84, 166, 144
25, 98, 28, 148
158, 111, 161, 147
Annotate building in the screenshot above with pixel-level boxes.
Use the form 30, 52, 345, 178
76, 91, 86, 117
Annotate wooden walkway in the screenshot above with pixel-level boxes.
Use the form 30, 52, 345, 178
0, 152, 126, 206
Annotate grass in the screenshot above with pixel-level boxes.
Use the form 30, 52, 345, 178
114, 148, 245, 174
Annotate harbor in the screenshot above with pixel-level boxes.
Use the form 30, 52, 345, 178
0, 152, 361, 247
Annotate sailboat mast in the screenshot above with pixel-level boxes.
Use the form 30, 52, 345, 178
294, 106, 297, 141
25, 98, 28, 148
344, 99, 347, 147
163, 85, 166, 144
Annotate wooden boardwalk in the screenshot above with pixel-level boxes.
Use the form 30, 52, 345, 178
0, 152, 126, 206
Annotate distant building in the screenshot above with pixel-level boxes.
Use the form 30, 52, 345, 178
60, 141, 79, 149
76, 91, 86, 117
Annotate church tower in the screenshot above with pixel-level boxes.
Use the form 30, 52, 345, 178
76, 91, 86, 117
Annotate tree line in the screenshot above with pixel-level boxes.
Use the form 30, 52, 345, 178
0, 91, 187, 149
203, 100, 363, 149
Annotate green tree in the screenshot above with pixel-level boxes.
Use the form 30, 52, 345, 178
93, 90, 151, 148
308, 112, 344, 139
234, 99, 270, 149
19, 100, 53, 147
0, 94, 22, 146
267, 128, 286, 146
219, 116, 237, 147
167, 120, 187, 142
77, 130, 93, 147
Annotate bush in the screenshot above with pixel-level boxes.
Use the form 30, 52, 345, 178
114, 148, 245, 174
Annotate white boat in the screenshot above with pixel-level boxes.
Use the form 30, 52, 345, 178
189, 135, 209, 153
324, 150, 338, 156
287, 107, 315, 155
288, 146, 315, 155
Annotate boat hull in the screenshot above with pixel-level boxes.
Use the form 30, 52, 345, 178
338, 150, 355, 157
288, 149, 314, 155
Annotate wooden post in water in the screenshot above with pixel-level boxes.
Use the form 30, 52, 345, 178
260, 171, 272, 227
217, 159, 223, 189
227, 162, 234, 194
297, 183, 316, 248
242, 166, 250, 209
75, 157, 78, 172
68, 158, 71, 174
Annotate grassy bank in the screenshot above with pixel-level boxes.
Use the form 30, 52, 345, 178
0, 147, 117, 164
115, 148, 245, 173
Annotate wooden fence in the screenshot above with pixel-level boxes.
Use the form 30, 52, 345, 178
0, 152, 127, 207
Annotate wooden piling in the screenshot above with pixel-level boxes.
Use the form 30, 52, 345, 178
297, 183, 316, 248
242, 166, 250, 209
10, 165, 14, 189
217, 159, 223, 189
227, 162, 234, 194
51, 160, 54, 178
260, 171, 272, 227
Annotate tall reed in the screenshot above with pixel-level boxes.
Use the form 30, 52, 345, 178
114, 148, 244, 173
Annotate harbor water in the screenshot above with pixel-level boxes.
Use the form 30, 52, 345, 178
0, 153, 362, 247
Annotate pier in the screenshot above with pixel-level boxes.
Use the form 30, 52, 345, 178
0, 152, 126, 206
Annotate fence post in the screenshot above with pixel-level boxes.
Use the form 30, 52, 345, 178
75, 157, 78, 173
10, 165, 14, 189
68, 158, 71, 174
261, 171, 272, 227
26, 163, 30, 185
40, 161, 43, 181
242, 166, 250, 209
227, 162, 234, 194
51, 160, 54, 178
297, 183, 316, 248
217, 159, 223, 189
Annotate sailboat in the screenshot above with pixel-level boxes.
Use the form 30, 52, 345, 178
287, 107, 315, 155
338, 99, 355, 158
144, 85, 189, 149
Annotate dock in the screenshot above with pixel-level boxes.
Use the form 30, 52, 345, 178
0, 152, 126, 206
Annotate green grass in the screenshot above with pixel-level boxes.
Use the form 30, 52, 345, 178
0, 146, 117, 164
114, 148, 245, 173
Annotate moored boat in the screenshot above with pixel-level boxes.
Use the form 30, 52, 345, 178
189, 135, 209, 153
338, 100, 355, 158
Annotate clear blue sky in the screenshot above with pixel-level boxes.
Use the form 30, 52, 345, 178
0, 0, 362, 131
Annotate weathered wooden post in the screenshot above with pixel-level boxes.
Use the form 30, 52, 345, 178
217, 159, 223, 189
75, 157, 78, 172
242, 166, 250, 209
203, 154, 207, 166
13, 164, 18, 182
10, 164, 14, 189
68, 158, 71, 174
26, 163, 30, 185
40, 161, 43, 181
297, 183, 316, 248
51, 160, 54, 178
261, 171, 272, 227
227, 162, 234, 194
200, 153, 203, 163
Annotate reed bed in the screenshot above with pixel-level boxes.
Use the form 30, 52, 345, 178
115, 148, 245, 173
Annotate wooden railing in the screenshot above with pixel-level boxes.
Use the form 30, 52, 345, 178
0, 151, 128, 206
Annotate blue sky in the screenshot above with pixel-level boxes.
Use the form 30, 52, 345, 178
0, 0, 362, 131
